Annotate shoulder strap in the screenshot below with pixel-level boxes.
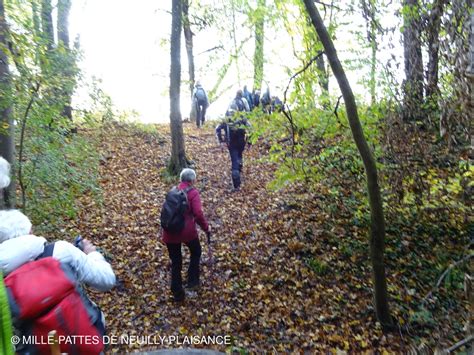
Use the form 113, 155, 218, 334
36, 242, 55, 260
183, 186, 194, 194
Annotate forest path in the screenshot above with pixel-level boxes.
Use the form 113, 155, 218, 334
75, 122, 394, 353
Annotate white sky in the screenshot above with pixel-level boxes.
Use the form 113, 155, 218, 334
69, 0, 403, 123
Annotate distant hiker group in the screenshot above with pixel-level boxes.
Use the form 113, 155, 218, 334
192, 81, 284, 129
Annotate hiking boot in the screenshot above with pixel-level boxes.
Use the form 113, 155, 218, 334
172, 289, 185, 302
185, 282, 200, 291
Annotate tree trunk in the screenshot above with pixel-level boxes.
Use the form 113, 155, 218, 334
182, 0, 196, 123
231, 1, 241, 86
41, 0, 55, 51
57, 0, 74, 123
425, 0, 447, 108
402, 0, 424, 121
169, 0, 187, 175
253, 0, 265, 90
468, 9, 474, 77
0, 0, 15, 208
361, 0, 377, 105
57, 0, 71, 48
303, 0, 393, 329
316, 53, 329, 107
182, 0, 195, 97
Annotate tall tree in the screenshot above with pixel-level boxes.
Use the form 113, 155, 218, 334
361, 0, 378, 105
425, 0, 447, 108
41, 0, 55, 51
402, 0, 424, 121
253, 0, 265, 90
182, 0, 196, 123
0, 0, 14, 208
303, 0, 393, 329
182, 0, 195, 97
57, 0, 74, 122
57, 0, 71, 47
169, 0, 188, 174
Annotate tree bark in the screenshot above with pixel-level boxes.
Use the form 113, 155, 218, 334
253, 0, 265, 90
57, 0, 71, 48
402, 0, 424, 121
169, 0, 187, 175
57, 0, 74, 123
425, 0, 447, 107
303, 0, 393, 329
182, 0, 196, 123
468, 9, 474, 77
41, 0, 55, 51
0, 0, 15, 208
182, 0, 195, 97
361, 0, 378, 105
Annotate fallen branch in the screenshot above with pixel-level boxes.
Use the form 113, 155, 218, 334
422, 254, 474, 303
445, 335, 473, 353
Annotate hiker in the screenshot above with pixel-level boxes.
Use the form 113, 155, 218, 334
193, 81, 209, 128
161, 168, 210, 302
252, 89, 261, 110
243, 85, 254, 111
271, 96, 284, 113
215, 108, 251, 191
0, 209, 116, 353
231, 89, 250, 112
261, 87, 271, 114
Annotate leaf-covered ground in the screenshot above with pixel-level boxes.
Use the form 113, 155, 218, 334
65, 122, 469, 353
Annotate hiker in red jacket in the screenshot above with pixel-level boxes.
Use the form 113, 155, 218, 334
162, 168, 210, 302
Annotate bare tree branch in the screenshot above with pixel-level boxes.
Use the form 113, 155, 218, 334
283, 51, 324, 104
422, 254, 474, 303
445, 335, 474, 353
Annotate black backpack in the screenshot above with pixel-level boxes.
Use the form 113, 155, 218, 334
160, 186, 193, 233
195, 88, 207, 103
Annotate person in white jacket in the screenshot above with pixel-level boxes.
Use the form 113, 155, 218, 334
0, 157, 10, 189
0, 209, 116, 290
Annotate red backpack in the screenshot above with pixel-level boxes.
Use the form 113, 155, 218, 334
5, 247, 104, 355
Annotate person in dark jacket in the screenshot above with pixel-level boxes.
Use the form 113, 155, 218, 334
215, 110, 251, 191
193, 81, 209, 128
243, 85, 254, 111
252, 89, 261, 110
162, 168, 210, 302
261, 87, 271, 114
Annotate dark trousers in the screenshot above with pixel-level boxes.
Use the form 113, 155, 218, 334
229, 145, 245, 188
166, 239, 202, 298
196, 101, 207, 127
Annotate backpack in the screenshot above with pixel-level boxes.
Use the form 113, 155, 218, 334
160, 186, 193, 234
226, 119, 247, 147
234, 98, 245, 112
5, 246, 104, 355
194, 88, 207, 104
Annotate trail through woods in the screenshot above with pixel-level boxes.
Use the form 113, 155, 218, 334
72, 123, 405, 353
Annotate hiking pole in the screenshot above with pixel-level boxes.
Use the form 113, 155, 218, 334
204, 231, 218, 314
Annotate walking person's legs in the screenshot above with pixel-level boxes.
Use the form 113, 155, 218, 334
238, 146, 244, 172
185, 238, 202, 289
201, 105, 207, 126
166, 243, 185, 301
229, 146, 241, 189
195, 102, 202, 128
